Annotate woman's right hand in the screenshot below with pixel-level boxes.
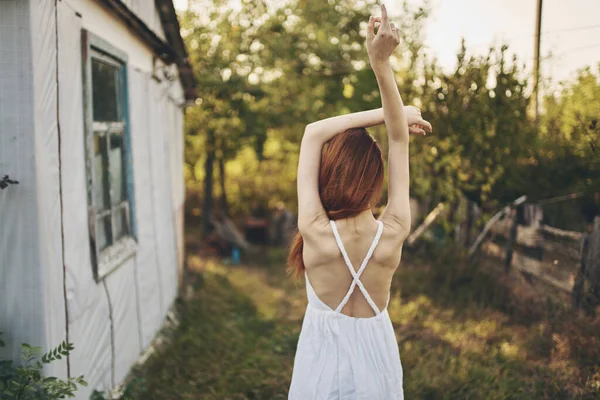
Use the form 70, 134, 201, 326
366, 4, 400, 67
405, 106, 432, 136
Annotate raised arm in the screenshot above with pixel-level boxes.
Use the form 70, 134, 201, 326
297, 106, 430, 234
367, 5, 431, 238
297, 108, 385, 232
297, 5, 431, 234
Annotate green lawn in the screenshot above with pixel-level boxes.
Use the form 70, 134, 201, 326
123, 247, 600, 400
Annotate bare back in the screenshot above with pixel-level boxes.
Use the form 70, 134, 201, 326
302, 216, 403, 318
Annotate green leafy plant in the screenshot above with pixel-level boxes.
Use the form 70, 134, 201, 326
89, 390, 106, 400
0, 332, 87, 399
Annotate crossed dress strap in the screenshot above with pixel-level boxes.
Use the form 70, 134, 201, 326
330, 219, 384, 315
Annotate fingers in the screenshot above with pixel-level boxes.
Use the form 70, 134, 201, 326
390, 22, 400, 40
380, 3, 390, 30
368, 16, 382, 37
367, 16, 375, 41
409, 126, 427, 136
419, 119, 433, 133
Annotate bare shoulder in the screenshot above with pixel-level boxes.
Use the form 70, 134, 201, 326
298, 212, 334, 245
297, 209, 329, 238
373, 218, 408, 266
300, 216, 339, 267
378, 214, 410, 242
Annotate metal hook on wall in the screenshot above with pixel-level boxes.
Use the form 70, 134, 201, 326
0, 175, 19, 190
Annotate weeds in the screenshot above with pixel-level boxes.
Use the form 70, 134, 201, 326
124, 246, 600, 399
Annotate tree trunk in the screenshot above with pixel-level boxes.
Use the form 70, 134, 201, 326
218, 155, 229, 217
203, 132, 215, 235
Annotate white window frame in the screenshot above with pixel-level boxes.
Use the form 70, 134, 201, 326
82, 30, 137, 281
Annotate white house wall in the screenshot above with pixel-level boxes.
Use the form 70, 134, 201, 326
63, 0, 155, 72
149, 78, 180, 317
29, 0, 69, 380
0, 0, 48, 365
168, 94, 186, 287
128, 69, 167, 349
55, 3, 114, 396
104, 257, 142, 388
54, 0, 185, 397
121, 0, 168, 41
0, 0, 185, 394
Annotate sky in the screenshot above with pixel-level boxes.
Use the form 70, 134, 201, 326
173, 0, 600, 89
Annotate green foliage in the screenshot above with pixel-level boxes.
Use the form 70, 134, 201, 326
0, 333, 87, 400
88, 375, 147, 400
89, 390, 106, 400
523, 65, 600, 227
411, 43, 535, 208
182, 0, 429, 215
182, 0, 599, 226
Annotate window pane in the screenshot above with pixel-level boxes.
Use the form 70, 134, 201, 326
91, 59, 120, 122
96, 215, 112, 251
109, 134, 126, 205
94, 133, 110, 211
113, 207, 129, 241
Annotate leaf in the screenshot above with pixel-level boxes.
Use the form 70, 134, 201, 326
9, 379, 21, 389
77, 376, 88, 387
24, 385, 37, 393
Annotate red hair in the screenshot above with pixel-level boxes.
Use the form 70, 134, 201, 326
287, 127, 384, 278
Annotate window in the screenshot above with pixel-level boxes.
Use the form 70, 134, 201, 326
82, 31, 136, 281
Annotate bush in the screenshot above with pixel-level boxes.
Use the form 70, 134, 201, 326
0, 332, 87, 399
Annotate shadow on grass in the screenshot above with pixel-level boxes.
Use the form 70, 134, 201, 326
125, 246, 599, 399
128, 262, 300, 400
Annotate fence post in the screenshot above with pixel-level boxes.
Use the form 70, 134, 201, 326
505, 207, 519, 273
573, 233, 589, 309
468, 195, 526, 259
587, 216, 600, 312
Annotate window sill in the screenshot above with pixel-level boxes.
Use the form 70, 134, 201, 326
94, 236, 137, 282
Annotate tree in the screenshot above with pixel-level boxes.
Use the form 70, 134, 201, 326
181, 0, 429, 227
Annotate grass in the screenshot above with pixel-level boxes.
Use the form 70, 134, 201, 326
124, 245, 600, 400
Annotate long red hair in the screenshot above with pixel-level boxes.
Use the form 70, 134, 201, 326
287, 127, 385, 278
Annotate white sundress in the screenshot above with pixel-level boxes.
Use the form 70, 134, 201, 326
288, 220, 404, 400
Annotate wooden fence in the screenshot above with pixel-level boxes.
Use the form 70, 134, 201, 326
407, 195, 600, 310
469, 199, 599, 310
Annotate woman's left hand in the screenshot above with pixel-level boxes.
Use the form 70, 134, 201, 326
404, 106, 432, 136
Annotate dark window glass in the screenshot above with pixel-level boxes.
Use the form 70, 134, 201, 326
91, 59, 119, 122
